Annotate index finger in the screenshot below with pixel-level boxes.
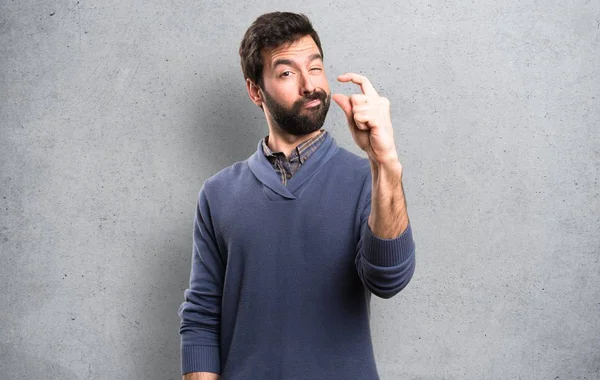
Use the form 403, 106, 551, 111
337, 72, 378, 97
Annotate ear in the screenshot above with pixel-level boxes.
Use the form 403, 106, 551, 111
246, 79, 263, 108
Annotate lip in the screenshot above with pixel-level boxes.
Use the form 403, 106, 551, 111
303, 99, 321, 108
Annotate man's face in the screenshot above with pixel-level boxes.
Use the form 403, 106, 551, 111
258, 35, 331, 136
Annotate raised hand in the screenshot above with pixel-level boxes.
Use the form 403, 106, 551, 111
332, 73, 399, 166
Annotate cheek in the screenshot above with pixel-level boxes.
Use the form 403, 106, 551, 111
265, 81, 291, 105
268, 85, 298, 107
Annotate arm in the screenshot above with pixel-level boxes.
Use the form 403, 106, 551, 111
354, 168, 415, 299
367, 158, 408, 238
178, 185, 224, 375
332, 71, 410, 239
333, 73, 416, 298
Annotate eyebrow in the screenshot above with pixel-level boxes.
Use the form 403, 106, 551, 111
272, 53, 323, 69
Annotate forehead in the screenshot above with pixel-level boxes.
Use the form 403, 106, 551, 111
262, 35, 321, 69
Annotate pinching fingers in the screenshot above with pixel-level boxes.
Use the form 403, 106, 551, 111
350, 93, 369, 107
337, 72, 378, 96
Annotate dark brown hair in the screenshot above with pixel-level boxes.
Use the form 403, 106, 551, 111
239, 12, 323, 88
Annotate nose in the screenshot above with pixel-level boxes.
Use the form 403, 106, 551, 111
299, 71, 316, 95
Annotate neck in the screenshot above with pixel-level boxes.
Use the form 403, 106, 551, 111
266, 122, 322, 158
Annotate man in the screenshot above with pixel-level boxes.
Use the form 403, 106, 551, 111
179, 11, 416, 380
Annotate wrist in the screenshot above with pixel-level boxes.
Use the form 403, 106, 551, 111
370, 156, 403, 179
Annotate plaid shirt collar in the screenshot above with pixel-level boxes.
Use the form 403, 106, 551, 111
261, 130, 327, 184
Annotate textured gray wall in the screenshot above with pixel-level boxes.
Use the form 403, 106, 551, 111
1, 1, 598, 379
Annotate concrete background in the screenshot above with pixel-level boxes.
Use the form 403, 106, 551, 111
1, 0, 598, 379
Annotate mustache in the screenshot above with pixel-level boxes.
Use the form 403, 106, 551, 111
298, 89, 328, 106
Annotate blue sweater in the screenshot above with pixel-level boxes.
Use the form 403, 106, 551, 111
179, 132, 416, 379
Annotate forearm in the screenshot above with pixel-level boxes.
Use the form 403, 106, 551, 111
179, 188, 223, 376
367, 158, 409, 238
183, 372, 219, 380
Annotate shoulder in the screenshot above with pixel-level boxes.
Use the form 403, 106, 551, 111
330, 146, 371, 181
200, 159, 251, 198
334, 147, 369, 165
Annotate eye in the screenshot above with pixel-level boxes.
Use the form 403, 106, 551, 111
280, 71, 293, 77
310, 67, 322, 72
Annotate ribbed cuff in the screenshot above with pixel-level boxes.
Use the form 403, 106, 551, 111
181, 345, 220, 375
362, 223, 415, 266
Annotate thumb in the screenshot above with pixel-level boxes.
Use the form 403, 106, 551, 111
332, 93, 352, 121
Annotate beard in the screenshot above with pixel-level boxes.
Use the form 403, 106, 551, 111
261, 87, 331, 136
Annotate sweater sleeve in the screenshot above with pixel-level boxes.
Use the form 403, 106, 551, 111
178, 186, 224, 374
354, 179, 416, 299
